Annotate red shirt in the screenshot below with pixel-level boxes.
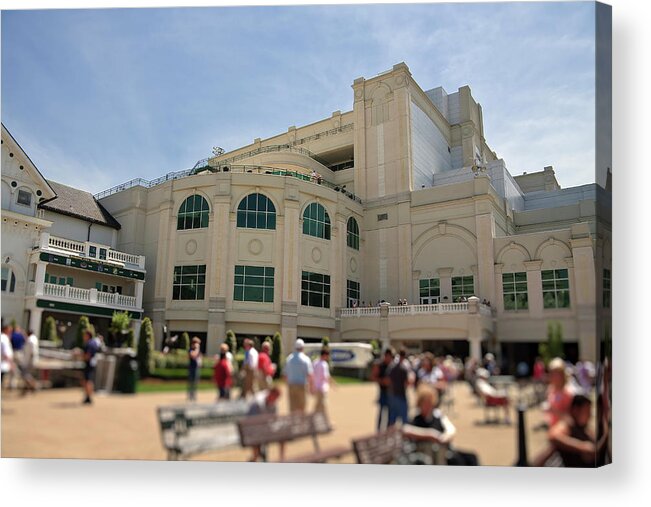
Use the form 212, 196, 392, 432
214, 358, 232, 388
257, 351, 274, 377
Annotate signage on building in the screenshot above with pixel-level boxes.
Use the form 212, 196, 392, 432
40, 252, 145, 280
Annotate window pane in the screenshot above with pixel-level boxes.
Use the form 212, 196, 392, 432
264, 288, 274, 302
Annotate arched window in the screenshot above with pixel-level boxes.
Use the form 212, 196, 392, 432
1, 265, 16, 293
237, 193, 276, 230
177, 194, 210, 230
302, 202, 330, 240
347, 217, 359, 250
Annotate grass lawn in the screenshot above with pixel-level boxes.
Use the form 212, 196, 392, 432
137, 375, 365, 393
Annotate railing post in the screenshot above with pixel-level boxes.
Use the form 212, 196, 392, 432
65, 285, 70, 299
90, 288, 98, 304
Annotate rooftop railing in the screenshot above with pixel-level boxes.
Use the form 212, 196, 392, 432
95, 163, 362, 204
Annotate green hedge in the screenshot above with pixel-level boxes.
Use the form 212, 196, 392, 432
151, 350, 216, 370
151, 367, 215, 380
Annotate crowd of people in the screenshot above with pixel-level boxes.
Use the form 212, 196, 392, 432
1, 321, 39, 395
195, 337, 332, 418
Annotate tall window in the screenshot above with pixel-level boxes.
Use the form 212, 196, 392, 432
234, 265, 275, 303
542, 269, 570, 309
302, 203, 331, 240
1, 266, 16, 293
347, 217, 360, 250
347, 280, 360, 307
172, 265, 206, 300
502, 272, 528, 311
419, 278, 440, 303
451, 276, 474, 302
603, 268, 611, 308
301, 271, 331, 308
177, 195, 210, 230
237, 193, 276, 230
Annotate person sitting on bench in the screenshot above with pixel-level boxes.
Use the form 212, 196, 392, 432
402, 385, 479, 466
475, 368, 511, 424
246, 387, 284, 462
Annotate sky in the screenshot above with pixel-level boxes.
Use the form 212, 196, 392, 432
1, 2, 598, 194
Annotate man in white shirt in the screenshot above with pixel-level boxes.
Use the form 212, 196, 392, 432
1, 323, 14, 388
312, 347, 332, 415
241, 338, 259, 398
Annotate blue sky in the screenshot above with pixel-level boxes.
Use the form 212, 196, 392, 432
1, 2, 597, 194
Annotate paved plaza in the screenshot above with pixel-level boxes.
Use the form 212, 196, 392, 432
1, 381, 549, 465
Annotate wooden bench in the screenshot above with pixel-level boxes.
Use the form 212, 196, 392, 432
237, 411, 351, 463
157, 399, 252, 460
352, 426, 404, 464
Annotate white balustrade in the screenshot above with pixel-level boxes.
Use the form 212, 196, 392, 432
48, 235, 85, 254
117, 294, 137, 308
341, 303, 476, 318
43, 234, 145, 269
107, 249, 141, 266
41, 283, 137, 309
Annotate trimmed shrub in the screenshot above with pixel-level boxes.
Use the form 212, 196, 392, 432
137, 317, 155, 378
43, 315, 60, 345
225, 329, 237, 355
179, 332, 190, 351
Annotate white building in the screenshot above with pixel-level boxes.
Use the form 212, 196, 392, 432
1, 124, 146, 346
94, 63, 610, 370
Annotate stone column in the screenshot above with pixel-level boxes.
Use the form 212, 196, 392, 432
438, 267, 453, 303
207, 297, 226, 356
570, 235, 597, 362
474, 199, 496, 302
524, 260, 543, 318
280, 186, 300, 354
29, 308, 43, 335
34, 261, 47, 296
379, 302, 390, 349
467, 296, 482, 360
134, 281, 144, 309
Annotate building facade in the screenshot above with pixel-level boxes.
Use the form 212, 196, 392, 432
70, 63, 608, 369
1, 125, 146, 345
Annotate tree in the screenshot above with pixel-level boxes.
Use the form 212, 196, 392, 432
109, 311, 132, 348
539, 321, 564, 365
322, 336, 330, 347
180, 332, 190, 351
137, 317, 155, 378
370, 339, 381, 357
225, 329, 237, 355
271, 332, 282, 378
43, 315, 60, 345
76, 316, 91, 349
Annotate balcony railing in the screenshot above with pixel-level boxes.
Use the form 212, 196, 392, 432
42, 283, 138, 309
341, 302, 493, 318
39, 233, 145, 269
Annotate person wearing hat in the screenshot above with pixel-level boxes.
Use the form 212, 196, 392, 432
81, 324, 102, 405
187, 336, 203, 402
283, 339, 313, 414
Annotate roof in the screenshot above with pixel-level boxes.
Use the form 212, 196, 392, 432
1, 123, 57, 201
39, 180, 121, 230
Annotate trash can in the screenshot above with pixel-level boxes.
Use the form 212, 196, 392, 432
116, 354, 139, 394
